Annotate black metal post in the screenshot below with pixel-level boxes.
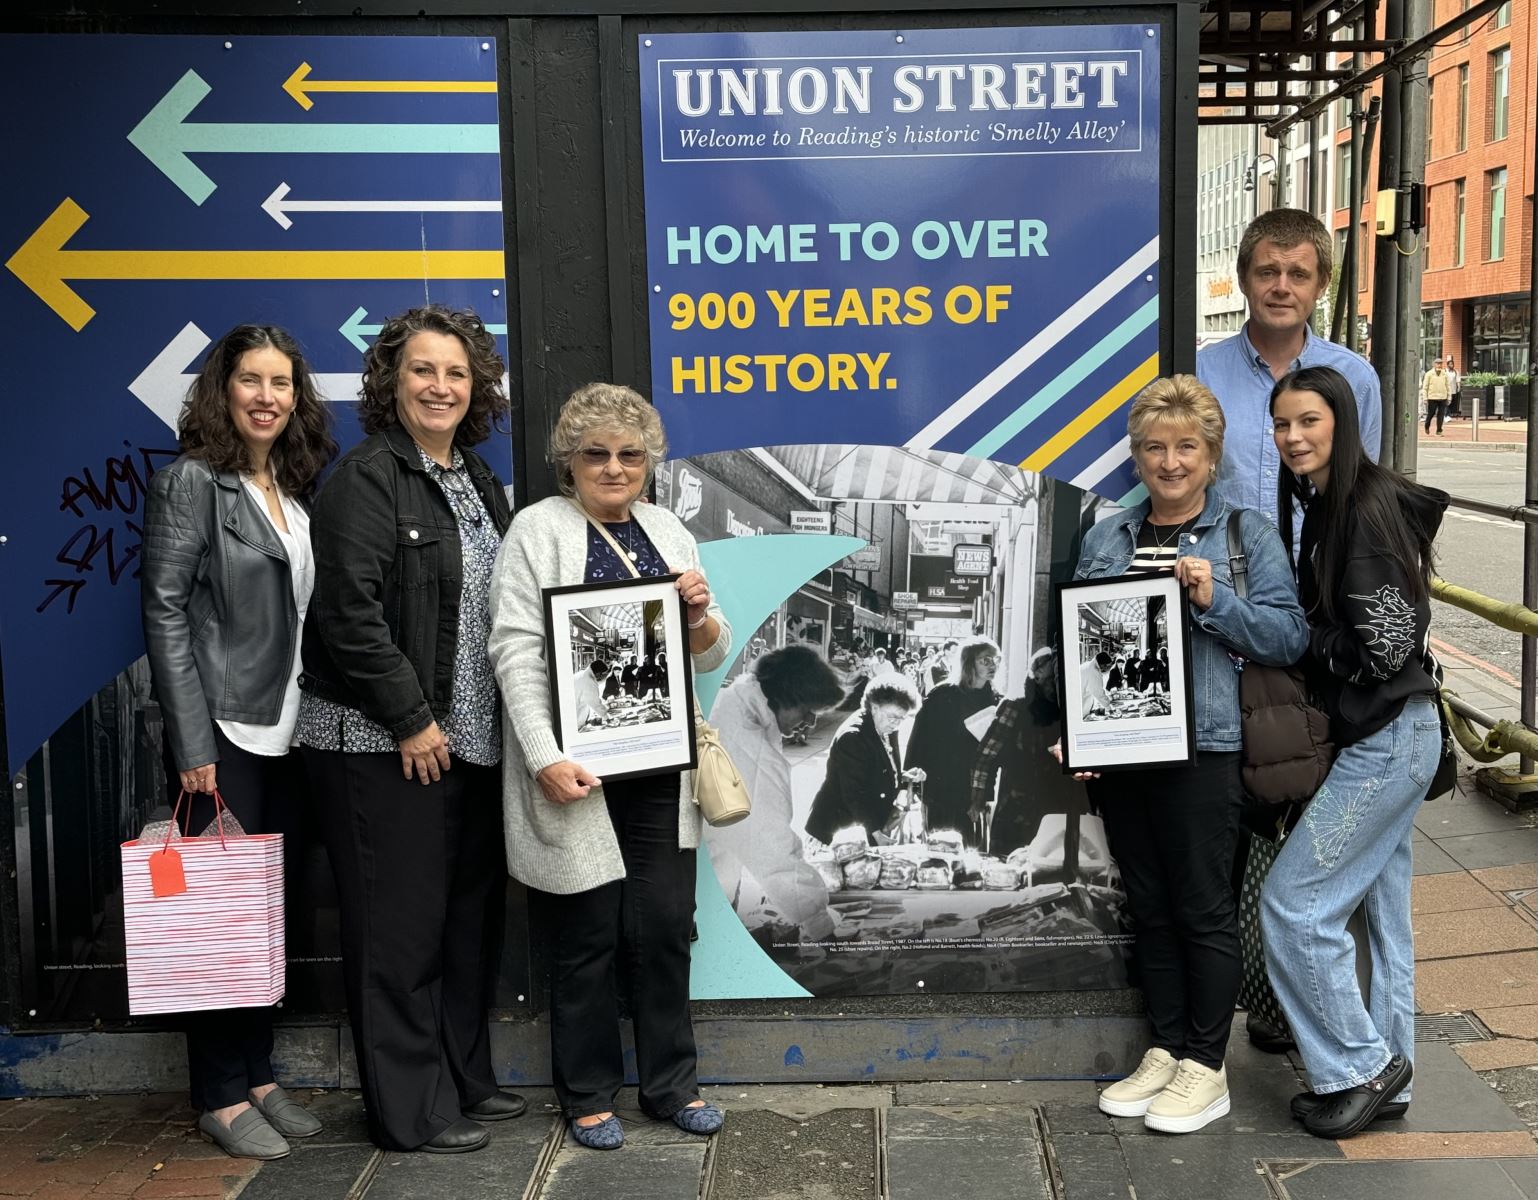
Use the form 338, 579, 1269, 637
1523, 95, 1538, 775
1371, 0, 1405, 465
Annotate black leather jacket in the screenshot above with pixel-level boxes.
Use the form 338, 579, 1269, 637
141, 456, 305, 772
299, 424, 512, 741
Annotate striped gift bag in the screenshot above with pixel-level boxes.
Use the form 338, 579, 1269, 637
121, 803, 284, 1015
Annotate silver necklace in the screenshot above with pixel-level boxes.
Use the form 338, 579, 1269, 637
613, 520, 639, 562
1147, 517, 1193, 551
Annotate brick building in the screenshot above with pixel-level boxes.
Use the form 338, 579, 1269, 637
1331, 0, 1533, 380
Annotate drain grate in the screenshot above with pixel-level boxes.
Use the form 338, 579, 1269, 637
1415, 1012, 1489, 1042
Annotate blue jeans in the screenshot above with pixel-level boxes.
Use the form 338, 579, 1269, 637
1260, 697, 1440, 1098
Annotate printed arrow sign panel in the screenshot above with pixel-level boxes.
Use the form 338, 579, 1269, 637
0, 34, 510, 770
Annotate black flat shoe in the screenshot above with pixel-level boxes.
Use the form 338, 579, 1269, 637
1290, 1090, 1408, 1123
1302, 1056, 1414, 1140
1245, 1013, 1296, 1054
463, 1091, 527, 1121
419, 1118, 490, 1154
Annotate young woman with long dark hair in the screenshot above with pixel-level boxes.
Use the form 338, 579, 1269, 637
141, 324, 336, 1159
1262, 365, 1448, 1140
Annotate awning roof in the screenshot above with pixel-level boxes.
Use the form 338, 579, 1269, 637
764, 444, 1038, 507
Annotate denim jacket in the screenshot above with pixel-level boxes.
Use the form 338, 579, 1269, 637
1074, 490, 1308, 752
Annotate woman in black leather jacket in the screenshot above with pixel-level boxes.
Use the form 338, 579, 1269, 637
297, 304, 525, 1155
140, 323, 336, 1160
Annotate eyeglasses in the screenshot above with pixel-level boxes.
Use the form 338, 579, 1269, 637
578, 447, 647, 468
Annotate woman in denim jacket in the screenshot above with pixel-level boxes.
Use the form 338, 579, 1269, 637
1263, 366, 1447, 1140
1073, 376, 1307, 1134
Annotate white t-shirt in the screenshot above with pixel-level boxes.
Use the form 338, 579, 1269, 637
217, 482, 314, 756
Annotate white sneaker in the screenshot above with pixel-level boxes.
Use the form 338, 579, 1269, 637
1098, 1047, 1179, 1117
1143, 1059, 1231, 1133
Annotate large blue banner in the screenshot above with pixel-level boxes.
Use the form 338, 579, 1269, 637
642, 27, 1158, 999
1, 35, 508, 769
640, 26, 1161, 494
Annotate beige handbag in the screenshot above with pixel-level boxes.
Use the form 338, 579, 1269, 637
571, 500, 752, 827
691, 701, 752, 827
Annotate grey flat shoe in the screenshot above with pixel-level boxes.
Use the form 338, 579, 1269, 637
198, 1108, 291, 1160
251, 1086, 323, 1138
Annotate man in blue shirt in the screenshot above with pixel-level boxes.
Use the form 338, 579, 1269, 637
1198, 209, 1382, 525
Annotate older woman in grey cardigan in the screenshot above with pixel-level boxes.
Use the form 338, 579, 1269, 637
487, 383, 731, 1151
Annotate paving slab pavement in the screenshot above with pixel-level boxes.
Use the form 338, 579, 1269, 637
4, 702, 1534, 1197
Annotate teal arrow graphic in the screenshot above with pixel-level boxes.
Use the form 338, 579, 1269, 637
340, 305, 507, 353
128, 71, 500, 205
689, 533, 864, 1001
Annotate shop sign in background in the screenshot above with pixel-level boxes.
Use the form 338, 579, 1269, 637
639, 26, 1161, 498
0, 35, 508, 769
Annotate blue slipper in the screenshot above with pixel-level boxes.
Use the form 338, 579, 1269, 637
570, 1115, 624, 1150
671, 1102, 724, 1135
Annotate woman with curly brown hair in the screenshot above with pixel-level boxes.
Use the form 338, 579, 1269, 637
141, 323, 336, 1160
297, 304, 526, 1154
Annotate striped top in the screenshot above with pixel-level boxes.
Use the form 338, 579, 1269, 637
1128, 516, 1198, 574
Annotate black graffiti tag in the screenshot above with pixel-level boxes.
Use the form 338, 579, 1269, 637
38, 445, 180, 615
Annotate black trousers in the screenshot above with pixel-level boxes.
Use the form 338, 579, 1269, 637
528, 773, 699, 1120
304, 748, 505, 1150
1091, 752, 1243, 1070
160, 727, 306, 1111
1424, 400, 1446, 434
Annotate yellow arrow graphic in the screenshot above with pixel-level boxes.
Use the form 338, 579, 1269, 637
5, 198, 504, 331
283, 62, 499, 110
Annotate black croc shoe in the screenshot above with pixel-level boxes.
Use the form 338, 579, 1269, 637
1302, 1056, 1413, 1140
1290, 1090, 1408, 1124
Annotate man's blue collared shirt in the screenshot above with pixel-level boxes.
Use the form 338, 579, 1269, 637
1197, 325, 1382, 525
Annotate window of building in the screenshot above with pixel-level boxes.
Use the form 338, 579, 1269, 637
1470, 299, 1530, 376
1335, 143, 1353, 210
1420, 305, 1444, 372
1493, 1, 1512, 29
1461, 0, 1473, 44
1457, 64, 1469, 151
1489, 48, 1509, 141
1487, 167, 1506, 260
1426, 74, 1435, 161
1454, 178, 1466, 266
1358, 222, 1370, 292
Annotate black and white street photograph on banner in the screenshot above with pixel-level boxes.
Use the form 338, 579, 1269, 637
657, 445, 1135, 997
543, 575, 696, 782
1056, 573, 1195, 774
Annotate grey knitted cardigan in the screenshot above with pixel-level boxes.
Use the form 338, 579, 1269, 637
487, 495, 732, 894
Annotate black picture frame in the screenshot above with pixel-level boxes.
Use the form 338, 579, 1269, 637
1054, 571, 1196, 773
542, 573, 697, 783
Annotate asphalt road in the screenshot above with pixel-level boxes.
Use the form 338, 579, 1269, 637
1413, 441, 1532, 681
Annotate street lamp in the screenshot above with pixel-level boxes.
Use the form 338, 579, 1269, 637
1242, 152, 1278, 193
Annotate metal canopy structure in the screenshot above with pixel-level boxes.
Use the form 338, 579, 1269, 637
1196, 0, 1507, 127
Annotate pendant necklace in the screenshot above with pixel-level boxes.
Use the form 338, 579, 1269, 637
616, 519, 639, 562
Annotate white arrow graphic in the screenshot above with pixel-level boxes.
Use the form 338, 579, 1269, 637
130, 322, 363, 431
262, 182, 504, 230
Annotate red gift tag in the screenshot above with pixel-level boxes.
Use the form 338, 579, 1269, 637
149, 847, 187, 897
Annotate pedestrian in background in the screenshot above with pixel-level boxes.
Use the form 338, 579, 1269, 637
142, 323, 335, 1160
1420, 357, 1451, 436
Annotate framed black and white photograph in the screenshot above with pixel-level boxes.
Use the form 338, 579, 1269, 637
1055, 572, 1195, 773
543, 574, 697, 782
